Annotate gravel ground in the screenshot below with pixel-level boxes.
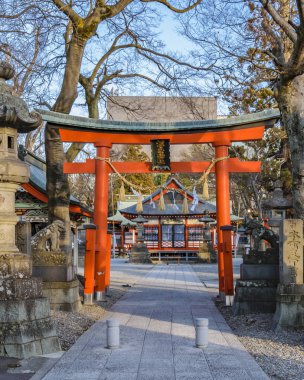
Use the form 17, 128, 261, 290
215, 300, 304, 380
192, 264, 304, 380
51, 279, 127, 351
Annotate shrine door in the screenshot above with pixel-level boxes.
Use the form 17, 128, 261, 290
161, 224, 185, 248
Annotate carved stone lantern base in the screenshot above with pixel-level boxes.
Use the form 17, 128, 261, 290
129, 243, 152, 264
273, 284, 304, 329
32, 250, 81, 312
42, 279, 81, 312
0, 254, 61, 358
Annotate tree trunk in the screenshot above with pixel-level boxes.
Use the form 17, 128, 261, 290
275, 74, 304, 219
45, 35, 86, 253
65, 92, 99, 162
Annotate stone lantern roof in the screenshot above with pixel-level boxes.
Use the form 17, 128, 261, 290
262, 180, 293, 210
0, 61, 41, 132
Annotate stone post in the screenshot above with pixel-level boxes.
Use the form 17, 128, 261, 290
0, 61, 60, 358
274, 219, 304, 328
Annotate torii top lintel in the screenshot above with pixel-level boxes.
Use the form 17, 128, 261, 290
39, 109, 280, 145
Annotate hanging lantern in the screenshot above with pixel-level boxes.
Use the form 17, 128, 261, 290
119, 182, 126, 201
159, 189, 166, 211
182, 192, 189, 214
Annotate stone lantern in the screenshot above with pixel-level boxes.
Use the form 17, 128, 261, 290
262, 180, 293, 235
199, 213, 215, 242
129, 214, 152, 263
197, 211, 216, 263
0, 61, 60, 358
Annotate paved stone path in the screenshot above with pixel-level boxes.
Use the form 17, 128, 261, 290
41, 264, 269, 380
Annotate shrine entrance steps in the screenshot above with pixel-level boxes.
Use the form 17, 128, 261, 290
40, 263, 268, 380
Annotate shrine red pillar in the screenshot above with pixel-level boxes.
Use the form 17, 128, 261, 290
94, 142, 111, 300
105, 232, 111, 293
158, 217, 162, 250
83, 224, 96, 305
220, 225, 234, 301
214, 143, 232, 299
185, 218, 188, 249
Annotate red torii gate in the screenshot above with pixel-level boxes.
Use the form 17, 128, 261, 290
41, 109, 280, 305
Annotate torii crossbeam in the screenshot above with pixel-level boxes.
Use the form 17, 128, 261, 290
40, 108, 280, 305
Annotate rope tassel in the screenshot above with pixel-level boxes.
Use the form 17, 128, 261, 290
159, 189, 166, 211
119, 182, 126, 201
200, 157, 229, 200
136, 192, 143, 213
182, 192, 189, 214
202, 176, 209, 200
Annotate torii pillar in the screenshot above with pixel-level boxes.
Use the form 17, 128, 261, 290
94, 142, 111, 300
214, 142, 233, 303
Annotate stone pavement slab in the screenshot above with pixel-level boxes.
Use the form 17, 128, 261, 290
38, 264, 269, 380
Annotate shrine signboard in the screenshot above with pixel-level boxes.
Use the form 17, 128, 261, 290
151, 139, 170, 171
280, 219, 304, 284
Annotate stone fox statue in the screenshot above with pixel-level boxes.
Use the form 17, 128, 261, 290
244, 216, 279, 252
31, 220, 65, 252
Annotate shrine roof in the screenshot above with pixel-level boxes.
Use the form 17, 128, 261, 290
19, 148, 93, 216
39, 109, 280, 133
107, 211, 136, 226
120, 177, 216, 217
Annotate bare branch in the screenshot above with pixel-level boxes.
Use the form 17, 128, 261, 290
89, 31, 129, 82
137, 45, 214, 71
115, 72, 170, 90
106, 0, 134, 18
38, 101, 53, 110
261, 19, 286, 67
18, 29, 40, 95
51, 0, 82, 26
259, 0, 297, 43
0, 5, 36, 19
141, 0, 202, 13
296, 0, 304, 26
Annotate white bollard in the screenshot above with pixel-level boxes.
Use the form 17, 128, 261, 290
107, 319, 120, 349
195, 318, 208, 348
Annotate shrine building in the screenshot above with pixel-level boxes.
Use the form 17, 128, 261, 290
119, 177, 216, 256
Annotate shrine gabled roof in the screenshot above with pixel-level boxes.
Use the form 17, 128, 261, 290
39, 109, 280, 133
120, 177, 216, 217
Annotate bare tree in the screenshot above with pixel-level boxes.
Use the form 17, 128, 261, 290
65, 12, 209, 162
1, 0, 204, 251
181, 0, 304, 218
0, 2, 67, 153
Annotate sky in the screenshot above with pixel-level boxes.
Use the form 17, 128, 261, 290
67, 6, 230, 119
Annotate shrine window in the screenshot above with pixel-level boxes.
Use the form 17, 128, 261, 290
188, 226, 204, 241
144, 226, 158, 241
